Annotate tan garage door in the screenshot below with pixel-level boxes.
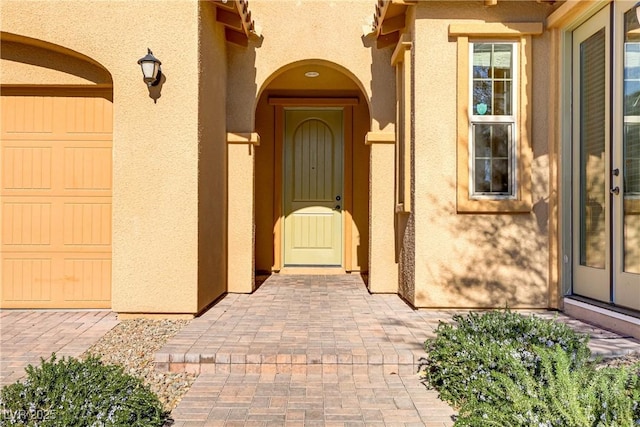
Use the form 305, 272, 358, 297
1, 88, 112, 308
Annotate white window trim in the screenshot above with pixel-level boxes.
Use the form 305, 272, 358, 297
468, 41, 519, 200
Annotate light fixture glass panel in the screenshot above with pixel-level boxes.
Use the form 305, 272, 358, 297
141, 61, 157, 79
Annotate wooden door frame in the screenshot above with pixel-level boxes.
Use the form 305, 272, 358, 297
268, 97, 357, 271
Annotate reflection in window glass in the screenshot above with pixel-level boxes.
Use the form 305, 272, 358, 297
473, 124, 511, 194
623, 8, 640, 274
472, 43, 513, 116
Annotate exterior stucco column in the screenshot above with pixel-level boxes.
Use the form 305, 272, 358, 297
366, 132, 398, 293
227, 132, 259, 293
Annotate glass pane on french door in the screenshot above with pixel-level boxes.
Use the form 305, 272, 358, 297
580, 28, 607, 269
572, 5, 610, 303
616, 3, 640, 310
623, 8, 640, 275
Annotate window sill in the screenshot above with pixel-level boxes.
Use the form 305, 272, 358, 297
457, 196, 531, 214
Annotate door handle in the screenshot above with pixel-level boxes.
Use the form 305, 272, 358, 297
610, 187, 620, 195
334, 205, 341, 210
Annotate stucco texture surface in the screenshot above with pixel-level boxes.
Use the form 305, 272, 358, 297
228, 0, 395, 133
408, 1, 553, 308
197, 3, 229, 310
1, 0, 228, 313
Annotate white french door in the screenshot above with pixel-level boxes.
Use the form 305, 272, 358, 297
572, 2, 640, 311
614, 2, 640, 310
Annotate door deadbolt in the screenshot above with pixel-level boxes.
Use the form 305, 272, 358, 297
336, 195, 341, 201
610, 187, 620, 195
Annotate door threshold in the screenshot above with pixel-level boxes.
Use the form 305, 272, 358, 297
278, 267, 346, 275
564, 297, 640, 340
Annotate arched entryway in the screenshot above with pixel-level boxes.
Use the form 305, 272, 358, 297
254, 60, 371, 274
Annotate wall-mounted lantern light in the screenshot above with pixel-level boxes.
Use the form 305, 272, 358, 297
137, 48, 162, 87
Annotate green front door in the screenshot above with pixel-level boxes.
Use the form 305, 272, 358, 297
283, 109, 343, 266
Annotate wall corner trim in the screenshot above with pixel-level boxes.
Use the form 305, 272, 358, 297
227, 132, 260, 146
365, 131, 395, 145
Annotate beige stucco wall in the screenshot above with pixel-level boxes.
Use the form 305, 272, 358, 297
228, 0, 396, 133
1, 0, 228, 314
368, 134, 398, 292
227, 133, 257, 293
408, 1, 553, 308
197, 2, 229, 311
254, 97, 276, 272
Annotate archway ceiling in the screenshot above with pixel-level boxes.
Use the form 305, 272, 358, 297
266, 64, 360, 92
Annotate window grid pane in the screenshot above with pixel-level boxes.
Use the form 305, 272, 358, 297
473, 123, 512, 195
472, 43, 513, 117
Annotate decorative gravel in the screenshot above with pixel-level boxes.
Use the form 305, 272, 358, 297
83, 319, 196, 412
597, 351, 640, 369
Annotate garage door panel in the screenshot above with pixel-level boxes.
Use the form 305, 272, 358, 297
2, 197, 111, 252
65, 97, 113, 135
2, 254, 110, 306
2, 96, 111, 139
2, 142, 111, 197
63, 257, 111, 302
64, 146, 112, 191
2, 146, 53, 190
1, 96, 55, 135
1, 91, 112, 309
2, 257, 52, 301
2, 201, 52, 246
63, 201, 111, 247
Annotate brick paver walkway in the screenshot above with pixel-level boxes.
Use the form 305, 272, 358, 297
1, 275, 637, 426
161, 274, 640, 426
0, 310, 118, 386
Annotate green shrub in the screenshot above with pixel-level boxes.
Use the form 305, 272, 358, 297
0, 354, 166, 426
418, 310, 591, 407
455, 347, 640, 427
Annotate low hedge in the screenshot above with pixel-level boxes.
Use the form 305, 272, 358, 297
0, 354, 166, 426
419, 310, 640, 426
455, 346, 640, 426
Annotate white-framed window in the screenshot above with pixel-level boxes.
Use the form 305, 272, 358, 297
451, 22, 540, 213
469, 42, 518, 199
